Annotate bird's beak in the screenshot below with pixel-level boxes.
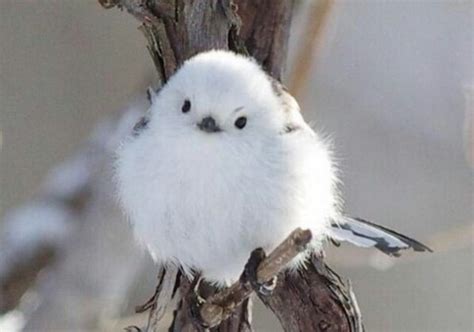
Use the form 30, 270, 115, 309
197, 116, 221, 133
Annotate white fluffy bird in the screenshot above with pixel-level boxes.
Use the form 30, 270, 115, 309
116, 50, 430, 289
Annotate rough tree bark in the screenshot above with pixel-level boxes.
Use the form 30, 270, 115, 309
99, 1, 364, 331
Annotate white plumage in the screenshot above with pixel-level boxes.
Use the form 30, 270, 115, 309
116, 50, 430, 286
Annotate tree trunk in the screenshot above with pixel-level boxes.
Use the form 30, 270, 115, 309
259, 254, 363, 332
99, 1, 364, 331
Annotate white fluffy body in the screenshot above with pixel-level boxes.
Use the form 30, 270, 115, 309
116, 50, 340, 285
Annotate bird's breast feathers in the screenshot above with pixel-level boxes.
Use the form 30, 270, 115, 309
116, 126, 338, 283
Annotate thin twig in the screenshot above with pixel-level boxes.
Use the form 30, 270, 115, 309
99, 0, 162, 25
98, 0, 120, 9
199, 228, 312, 328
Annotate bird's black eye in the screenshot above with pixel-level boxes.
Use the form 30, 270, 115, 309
182, 99, 191, 113
234, 116, 247, 129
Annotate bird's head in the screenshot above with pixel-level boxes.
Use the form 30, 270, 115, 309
139, 50, 302, 142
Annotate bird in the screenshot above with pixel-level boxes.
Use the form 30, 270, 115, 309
115, 50, 431, 311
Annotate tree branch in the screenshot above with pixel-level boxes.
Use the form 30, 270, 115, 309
260, 255, 364, 332
200, 228, 312, 328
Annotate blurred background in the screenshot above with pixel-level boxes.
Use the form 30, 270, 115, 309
0, 1, 472, 331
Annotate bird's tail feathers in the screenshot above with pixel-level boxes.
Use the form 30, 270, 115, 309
329, 217, 432, 256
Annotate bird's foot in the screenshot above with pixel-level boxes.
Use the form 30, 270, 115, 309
240, 248, 277, 297
187, 276, 209, 330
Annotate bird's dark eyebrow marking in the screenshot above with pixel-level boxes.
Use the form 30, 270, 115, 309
282, 123, 301, 134
132, 116, 150, 136
233, 106, 244, 113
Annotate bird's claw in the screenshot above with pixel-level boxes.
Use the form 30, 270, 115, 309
187, 276, 209, 329
240, 247, 277, 297
258, 275, 277, 296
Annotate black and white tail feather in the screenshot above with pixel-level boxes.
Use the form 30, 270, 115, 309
329, 217, 432, 257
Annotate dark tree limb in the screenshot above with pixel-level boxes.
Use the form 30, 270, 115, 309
99, 0, 292, 81
0, 246, 56, 313
0, 190, 91, 314
259, 254, 364, 332
99, 1, 364, 331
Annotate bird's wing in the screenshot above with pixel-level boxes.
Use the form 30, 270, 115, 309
329, 217, 433, 256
